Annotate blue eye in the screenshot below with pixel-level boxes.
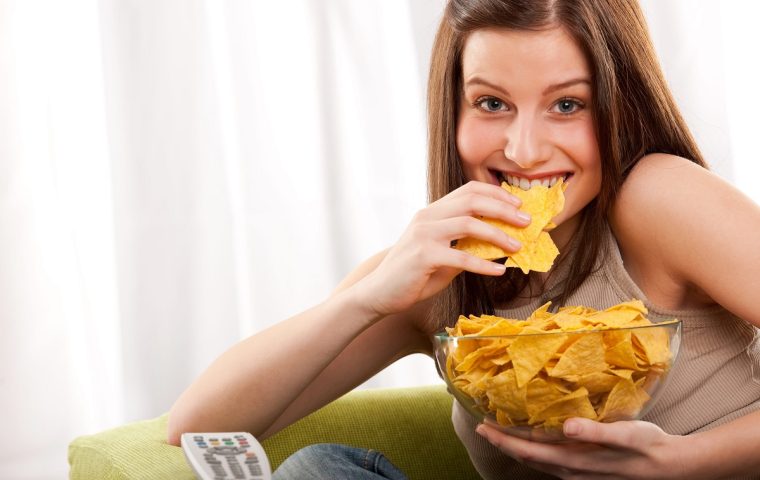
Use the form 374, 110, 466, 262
554, 98, 583, 115
476, 97, 507, 112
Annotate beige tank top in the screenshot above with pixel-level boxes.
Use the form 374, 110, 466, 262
452, 226, 760, 479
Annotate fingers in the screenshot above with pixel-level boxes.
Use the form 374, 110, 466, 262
477, 420, 673, 479
443, 246, 508, 277
437, 216, 522, 253
426, 181, 529, 227
476, 423, 601, 478
476, 423, 562, 465
454, 180, 522, 207
401, 181, 530, 276
563, 418, 661, 451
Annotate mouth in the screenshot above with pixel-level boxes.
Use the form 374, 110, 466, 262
491, 170, 572, 190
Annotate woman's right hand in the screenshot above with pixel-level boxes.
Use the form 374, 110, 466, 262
354, 180, 531, 318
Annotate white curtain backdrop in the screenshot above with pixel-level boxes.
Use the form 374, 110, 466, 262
1, 1, 758, 478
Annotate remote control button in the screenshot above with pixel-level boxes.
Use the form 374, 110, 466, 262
207, 446, 247, 456
229, 464, 245, 478
182, 432, 270, 479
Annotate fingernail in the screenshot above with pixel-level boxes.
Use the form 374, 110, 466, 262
491, 262, 506, 273
508, 237, 522, 250
564, 421, 580, 436
504, 190, 522, 205
476, 425, 488, 439
516, 211, 531, 223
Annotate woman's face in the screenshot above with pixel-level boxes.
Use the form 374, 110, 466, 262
457, 26, 601, 236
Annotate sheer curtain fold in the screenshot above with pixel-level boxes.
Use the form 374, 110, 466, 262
1, 1, 121, 478
2, 1, 759, 478
640, 0, 734, 179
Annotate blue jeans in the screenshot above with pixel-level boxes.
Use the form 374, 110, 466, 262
272, 443, 408, 480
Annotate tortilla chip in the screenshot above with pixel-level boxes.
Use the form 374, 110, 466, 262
455, 180, 565, 273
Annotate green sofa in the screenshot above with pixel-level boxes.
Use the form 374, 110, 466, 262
68, 385, 482, 479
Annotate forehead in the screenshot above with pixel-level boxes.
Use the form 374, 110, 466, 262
461, 27, 591, 86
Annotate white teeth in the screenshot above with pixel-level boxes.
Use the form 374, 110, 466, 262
504, 174, 566, 189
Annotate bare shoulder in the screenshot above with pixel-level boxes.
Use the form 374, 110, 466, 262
612, 153, 748, 243
616, 153, 711, 208
610, 153, 760, 323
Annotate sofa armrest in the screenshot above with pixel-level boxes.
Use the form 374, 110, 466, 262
69, 385, 480, 479
68, 414, 195, 480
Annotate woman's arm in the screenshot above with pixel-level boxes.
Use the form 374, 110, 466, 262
257, 252, 437, 439
686, 409, 760, 478
166, 250, 428, 446
611, 153, 760, 326
167, 180, 528, 446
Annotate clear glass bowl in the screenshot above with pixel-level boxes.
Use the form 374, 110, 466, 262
433, 321, 681, 442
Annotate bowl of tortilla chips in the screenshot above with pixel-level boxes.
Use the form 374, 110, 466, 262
433, 300, 681, 442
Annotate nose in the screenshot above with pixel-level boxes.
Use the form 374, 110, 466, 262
503, 115, 549, 169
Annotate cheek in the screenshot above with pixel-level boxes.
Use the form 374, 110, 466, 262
456, 117, 502, 168
555, 122, 599, 167
578, 126, 601, 174
456, 118, 479, 168
557, 123, 602, 214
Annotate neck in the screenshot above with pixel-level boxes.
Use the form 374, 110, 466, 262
549, 212, 582, 253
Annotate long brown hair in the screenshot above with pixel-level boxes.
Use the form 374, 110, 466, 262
427, 0, 706, 329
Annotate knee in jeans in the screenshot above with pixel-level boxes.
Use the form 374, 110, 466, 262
273, 443, 350, 478
272, 443, 406, 480
292, 443, 339, 461
278, 443, 334, 465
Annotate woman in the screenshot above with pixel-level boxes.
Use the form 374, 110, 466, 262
169, 1, 760, 478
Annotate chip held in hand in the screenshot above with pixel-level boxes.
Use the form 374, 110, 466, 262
455, 179, 566, 274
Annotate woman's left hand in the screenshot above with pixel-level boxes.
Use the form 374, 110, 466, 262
477, 418, 694, 479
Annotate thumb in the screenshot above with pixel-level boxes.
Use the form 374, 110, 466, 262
563, 418, 659, 450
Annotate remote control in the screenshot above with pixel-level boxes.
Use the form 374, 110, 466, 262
181, 432, 272, 480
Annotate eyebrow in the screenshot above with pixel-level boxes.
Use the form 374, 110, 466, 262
542, 78, 591, 95
464, 77, 511, 97
464, 76, 591, 96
